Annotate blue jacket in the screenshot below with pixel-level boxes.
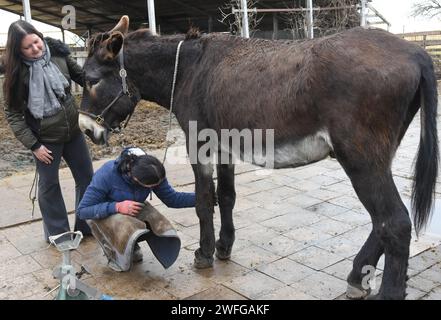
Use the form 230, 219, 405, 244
77, 159, 195, 220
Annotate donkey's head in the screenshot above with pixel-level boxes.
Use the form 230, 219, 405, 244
80, 16, 140, 145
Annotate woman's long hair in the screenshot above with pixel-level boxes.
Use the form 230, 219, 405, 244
3, 20, 44, 110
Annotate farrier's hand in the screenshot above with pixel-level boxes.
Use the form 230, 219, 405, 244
115, 200, 145, 216
33, 145, 54, 164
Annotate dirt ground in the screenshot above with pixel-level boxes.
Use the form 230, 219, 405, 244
0, 99, 181, 179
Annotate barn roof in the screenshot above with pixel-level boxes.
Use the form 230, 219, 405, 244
0, 0, 366, 36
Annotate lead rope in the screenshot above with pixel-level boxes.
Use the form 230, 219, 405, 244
162, 40, 184, 165
29, 168, 38, 219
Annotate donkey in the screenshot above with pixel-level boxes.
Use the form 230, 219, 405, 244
79, 16, 438, 299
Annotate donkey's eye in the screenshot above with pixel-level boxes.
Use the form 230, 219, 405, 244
87, 78, 100, 86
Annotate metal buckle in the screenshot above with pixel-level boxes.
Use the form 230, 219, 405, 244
119, 69, 127, 78
95, 115, 105, 126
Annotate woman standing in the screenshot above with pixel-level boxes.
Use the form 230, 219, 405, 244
2, 20, 93, 240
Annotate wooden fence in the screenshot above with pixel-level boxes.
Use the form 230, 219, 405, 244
398, 30, 441, 79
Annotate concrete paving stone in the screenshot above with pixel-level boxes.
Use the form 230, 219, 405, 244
257, 257, 315, 284
318, 158, 342, 170
32, 268, 62, 293
306, 174, 343, 187
6, 232, 49, 255
310, 218, 354, 237
284, 194, 323, 209
409, 236, 441, 257
257, 285, 317, 300
258, 200, 298, 215
421, 286, 441, 300
178, 224, 203, 241
409, 250, 441, 272
112, 283, 178, 300
194, 260, 250, 285
0, 254, 42, 282
223, 270, 285, 300
304, 188, 341, 202
255, 234, 306, 257
0, 241, 22, 262
283, 166, 330, 180
283, 226, 335, 246
322, 168, 350, 181
235, 183, 262, 196
260, 210, 323, 233
315, 234, 361, 259
290, 271, 347, 300
234, 207, 281, 227
231, 244, 281, 269
331, 210, 371, 227
235, 223, 281, 246
417, 263, 441, 284
245, 187, 300, 205
322, 259, 353, 281
339, 225, 372, 245
407, 274, 439, 293
0, 273, 50, 300
152, 268, 218, 299
265, 175, 301, 188
185, 284, 248, 300
285, 179, 322, 193
305, 202, 350, 218
169, 207, 199, 228
327, 196, 366, 214
232, 198, 260, 212
322, 182, 357, 198
405, 286, 427, 300
288, 246, 344, 271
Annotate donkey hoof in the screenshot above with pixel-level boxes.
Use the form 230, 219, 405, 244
346, 283, 371, 300
215, 241, 232, 260
193, 249, 214, 269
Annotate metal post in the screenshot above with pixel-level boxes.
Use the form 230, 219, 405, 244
208, 15, 213, 33
272, 13, 278, 40
61, 28, 65, 43
240, 0, 250, 38
360, 0, 367, 27
23, 0, 32, 22
147, 0, 157, 35
306, 0, 313, 39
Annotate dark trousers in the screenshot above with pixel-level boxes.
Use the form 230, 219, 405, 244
35, 133, 93, 240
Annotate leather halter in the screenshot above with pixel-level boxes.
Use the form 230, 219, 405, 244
79, 45, 137, 133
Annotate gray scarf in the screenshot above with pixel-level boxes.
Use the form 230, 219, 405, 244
23, 43, 70, 119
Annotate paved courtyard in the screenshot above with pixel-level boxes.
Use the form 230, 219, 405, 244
1, 112, 441, 300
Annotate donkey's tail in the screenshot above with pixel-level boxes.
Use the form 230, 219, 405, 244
412, 57, 439, 235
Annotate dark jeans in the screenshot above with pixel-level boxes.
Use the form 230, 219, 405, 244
35, 133, 93, 240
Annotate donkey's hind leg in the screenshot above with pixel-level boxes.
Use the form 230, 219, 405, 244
343, 169, 411, 300
346, 231, 383, 299
215, 164, 236, 260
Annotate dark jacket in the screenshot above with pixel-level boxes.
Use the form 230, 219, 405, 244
77, 159, 196, 220
3, 37, 84, 150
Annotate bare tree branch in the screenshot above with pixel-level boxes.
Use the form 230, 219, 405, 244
412, 0, 441, 19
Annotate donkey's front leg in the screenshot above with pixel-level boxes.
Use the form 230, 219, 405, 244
193, 163, 216, 269
215, 164, 236, 260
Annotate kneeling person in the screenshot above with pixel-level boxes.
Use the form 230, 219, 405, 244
77, 147, 195, 271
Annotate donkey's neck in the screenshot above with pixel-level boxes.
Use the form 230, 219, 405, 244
125, 36, 190, 110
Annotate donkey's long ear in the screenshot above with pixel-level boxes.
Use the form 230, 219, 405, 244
110, 15, 129, 34
99, 32, 124, 61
